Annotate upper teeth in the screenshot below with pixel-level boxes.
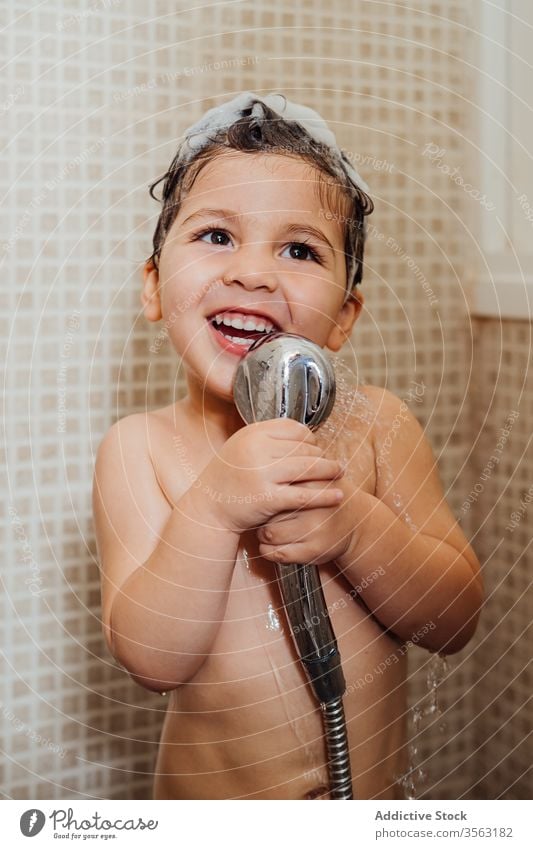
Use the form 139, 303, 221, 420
213, 313, 275, 333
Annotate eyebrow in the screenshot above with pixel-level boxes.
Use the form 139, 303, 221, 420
180, 207, 336, 256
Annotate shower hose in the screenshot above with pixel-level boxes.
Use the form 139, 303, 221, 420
275, 560, 354, 799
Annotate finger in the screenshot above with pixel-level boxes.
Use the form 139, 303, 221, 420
296, 465, 345, 483
261, 545, 339, 566
274, 457, 341, 482
269, 443, 324, 462
288, 457, 344, 483
259, 542, 315, 564
258, 525, 286, 545
284, 442, 324, 457
282, 484, 344, 510
259, 516, 306, 542
263, 510, 305, 525
269, 420, 318, 445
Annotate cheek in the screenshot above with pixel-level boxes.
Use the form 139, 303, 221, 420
158, 267, 201, 317
292, 302, 338, 345
290, 272, 342, 315
160, 249, 225, 310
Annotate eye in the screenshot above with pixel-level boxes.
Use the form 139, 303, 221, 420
193, 227, 232, 246
281, 241, 324, 263
191, 228, 325, 264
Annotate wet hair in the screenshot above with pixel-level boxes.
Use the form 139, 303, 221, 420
147, 98, 374, 296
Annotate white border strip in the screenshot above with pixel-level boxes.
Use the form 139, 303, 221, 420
478, 0, 509, 253
470, 0, 533, 319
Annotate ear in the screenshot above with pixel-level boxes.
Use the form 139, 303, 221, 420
326, 289, 364, 352
141, 259, 162, 322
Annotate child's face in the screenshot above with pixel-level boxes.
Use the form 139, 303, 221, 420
142, 151, 363, 401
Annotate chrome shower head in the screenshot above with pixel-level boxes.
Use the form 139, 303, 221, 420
232, 332, 336, 428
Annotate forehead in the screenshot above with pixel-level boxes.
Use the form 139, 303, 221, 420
179, 151, 345, 240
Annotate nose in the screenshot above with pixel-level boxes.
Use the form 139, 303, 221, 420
219, 240, 279, 293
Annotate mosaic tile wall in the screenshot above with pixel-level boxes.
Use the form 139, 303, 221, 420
2, 0, 528, 799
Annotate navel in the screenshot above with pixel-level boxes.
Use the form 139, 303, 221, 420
303, 784, 329, 800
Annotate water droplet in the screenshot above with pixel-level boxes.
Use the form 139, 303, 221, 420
402, 510, 419, 532
265, 602, 282, 632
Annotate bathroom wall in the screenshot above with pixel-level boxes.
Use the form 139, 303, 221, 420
466, 319, 532, 799
1, 0, 528, 799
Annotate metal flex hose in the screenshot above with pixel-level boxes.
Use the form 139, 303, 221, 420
233, 331, 354, 800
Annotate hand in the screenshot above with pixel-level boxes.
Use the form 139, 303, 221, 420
256, 477, 363, 566
194, 419, 345, 534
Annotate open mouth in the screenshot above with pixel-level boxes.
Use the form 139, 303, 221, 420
208, 311, 280, 352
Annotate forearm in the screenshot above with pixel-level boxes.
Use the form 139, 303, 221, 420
335, 492, 483, 653
110, 486, 240, 690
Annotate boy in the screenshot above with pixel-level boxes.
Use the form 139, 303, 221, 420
92, 92, 483, 800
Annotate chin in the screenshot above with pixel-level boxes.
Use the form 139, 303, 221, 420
188, 358, 237, 401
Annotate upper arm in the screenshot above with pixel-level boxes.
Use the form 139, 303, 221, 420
369, 387, 481, 581
92, 414, 173, 655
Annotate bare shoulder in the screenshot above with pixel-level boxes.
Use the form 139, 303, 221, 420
92, 407, 177, 522
93, 410, 168, 493
356, 382, 428, 455
92, 410, 175, 653
358, 382, 438, 503
95, 411, 149, 464
356, 382, 425, 421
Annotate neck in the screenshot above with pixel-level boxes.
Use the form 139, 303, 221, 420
181, 368, 246, 442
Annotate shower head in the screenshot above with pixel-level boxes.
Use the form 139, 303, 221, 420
232, 331, 336, 428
